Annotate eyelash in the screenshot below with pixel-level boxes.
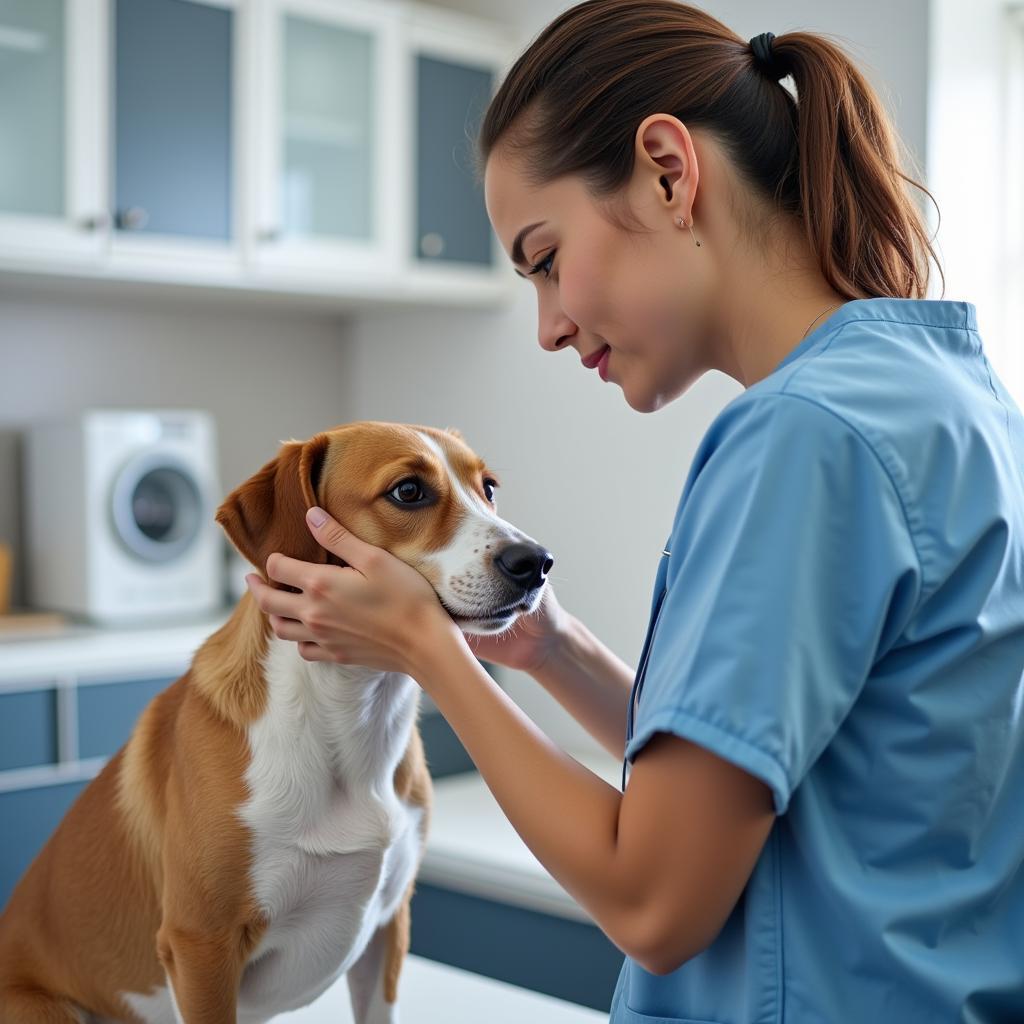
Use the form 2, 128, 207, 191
528, 250, 557, 279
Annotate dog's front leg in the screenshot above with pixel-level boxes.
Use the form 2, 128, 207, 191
156, 923, 246, 1023
346, 895, 410, 1024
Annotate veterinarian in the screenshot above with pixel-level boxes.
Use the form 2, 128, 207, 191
246, 1, 1024, 1019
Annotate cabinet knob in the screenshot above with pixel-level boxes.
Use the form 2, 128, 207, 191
76, 212, 110, 232
258, 227, 282, 242
115, 207, 150, 231
420, 232, 445, 258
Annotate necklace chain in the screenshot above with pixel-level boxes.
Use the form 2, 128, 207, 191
802, 302, 842, 341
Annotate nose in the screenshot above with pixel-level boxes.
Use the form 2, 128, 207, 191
494, 542, 554, 591
538, 293, 577, 353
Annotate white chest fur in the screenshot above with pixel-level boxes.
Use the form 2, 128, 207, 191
234, 636, 427, 1020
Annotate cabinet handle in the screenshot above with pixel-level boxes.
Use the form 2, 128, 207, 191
115, 207, 150, 231
420, 232, 445, 258
76, 213, 110, 232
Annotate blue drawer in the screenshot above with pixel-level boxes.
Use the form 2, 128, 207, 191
0, 689, 58, 771
78, 676, 176, 759
0, 780, 89, 911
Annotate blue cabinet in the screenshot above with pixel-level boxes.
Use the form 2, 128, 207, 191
114, 0, 233, 239
410, 883, 622, 1012
0, 689, 58, 771
0, 673, 176, 909
77, 676, 172, 759
0, 781, 89, 910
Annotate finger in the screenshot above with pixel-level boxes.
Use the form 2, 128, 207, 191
306, 506, 375, 571
298, 640, 334, 663
268, 614, 315, 643
264, 551, 317, 590
246, 573, 304, 618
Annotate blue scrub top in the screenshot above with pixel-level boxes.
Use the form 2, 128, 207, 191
611, 297, 1024, 1023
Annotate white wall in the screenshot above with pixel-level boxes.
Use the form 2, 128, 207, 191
0, 0, 934, 759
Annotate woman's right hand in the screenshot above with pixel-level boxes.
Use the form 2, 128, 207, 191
462, 582, 571, 675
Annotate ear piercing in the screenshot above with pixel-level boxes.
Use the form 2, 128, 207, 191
676, 216, 702, 247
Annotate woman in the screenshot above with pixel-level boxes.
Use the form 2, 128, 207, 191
246, 1, 1024, 1019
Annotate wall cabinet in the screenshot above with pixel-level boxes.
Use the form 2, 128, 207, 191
0, 0, 517, 309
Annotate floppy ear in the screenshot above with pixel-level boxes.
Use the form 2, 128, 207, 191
215, 432, 345, 589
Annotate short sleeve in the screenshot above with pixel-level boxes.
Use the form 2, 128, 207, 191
625, 395, 922, 814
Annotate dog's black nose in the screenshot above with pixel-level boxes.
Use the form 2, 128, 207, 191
494, 543, 554, 590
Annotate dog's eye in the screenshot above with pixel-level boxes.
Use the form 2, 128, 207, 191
483, 478, 498, 502
390, 478, 428, 504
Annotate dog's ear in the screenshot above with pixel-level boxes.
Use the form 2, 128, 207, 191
216, 432, 344, 587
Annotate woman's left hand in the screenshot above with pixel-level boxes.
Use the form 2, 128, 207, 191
245, 505, 461, 677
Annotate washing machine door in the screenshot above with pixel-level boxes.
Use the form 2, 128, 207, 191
110, 451, 206, 563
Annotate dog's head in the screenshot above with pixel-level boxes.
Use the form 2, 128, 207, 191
216, 421, 553, 635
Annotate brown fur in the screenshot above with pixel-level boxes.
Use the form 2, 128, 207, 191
0, 423, 446, 1022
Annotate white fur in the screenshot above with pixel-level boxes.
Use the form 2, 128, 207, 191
114, 639, 424, 1024
234, 637, 425, 1022
414, 431, 545, 633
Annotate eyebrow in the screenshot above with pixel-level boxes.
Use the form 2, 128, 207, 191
511, 221, 546, 277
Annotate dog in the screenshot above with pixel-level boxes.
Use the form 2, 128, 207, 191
0, 421, 552, 1023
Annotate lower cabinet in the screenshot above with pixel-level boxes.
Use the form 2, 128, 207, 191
0, 779, 90, 910
0, 661, 618, 1014
409, 882, 623, 1013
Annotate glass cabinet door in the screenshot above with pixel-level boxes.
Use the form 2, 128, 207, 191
0, 0, 107, 257
414, 53, 494, 267
114, 0, 234, 241
280, 14, 372, 243
253, 0, 401, 274
0, 0, 65, 220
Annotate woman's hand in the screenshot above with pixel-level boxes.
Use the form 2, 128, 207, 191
245, 506, 462, 677
463, 582, 573, 675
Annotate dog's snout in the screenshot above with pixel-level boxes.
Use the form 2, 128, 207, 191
494, 543, 554, 590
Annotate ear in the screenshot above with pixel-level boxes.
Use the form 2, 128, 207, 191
215, 432, 345, 587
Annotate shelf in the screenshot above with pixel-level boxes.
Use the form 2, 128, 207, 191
285, 112, 364, 148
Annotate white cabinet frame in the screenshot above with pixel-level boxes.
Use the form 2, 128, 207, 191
247, 0, 403, 283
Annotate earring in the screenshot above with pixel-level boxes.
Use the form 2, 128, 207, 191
676, 216, 702, 247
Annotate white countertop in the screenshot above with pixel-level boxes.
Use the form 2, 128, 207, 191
274, 953, 608, 1023
421, 750, 622, 923
0, 611, 233, 686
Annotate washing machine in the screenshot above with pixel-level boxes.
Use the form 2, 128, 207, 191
24, 409, 225, 625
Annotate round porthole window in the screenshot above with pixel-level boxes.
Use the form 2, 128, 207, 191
110, 452, 205, 563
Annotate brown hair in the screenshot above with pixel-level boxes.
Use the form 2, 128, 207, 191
476, 0, 943, 301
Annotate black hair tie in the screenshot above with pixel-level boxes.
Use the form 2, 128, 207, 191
749, 31, 788, 81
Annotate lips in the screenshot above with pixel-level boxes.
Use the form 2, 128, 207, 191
581, 344, 610, 369
443, 600, 526, 624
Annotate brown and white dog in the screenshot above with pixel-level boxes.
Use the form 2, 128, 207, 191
0, 421, 553, 1023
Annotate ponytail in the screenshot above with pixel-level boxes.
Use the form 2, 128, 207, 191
477, 0, 943, 301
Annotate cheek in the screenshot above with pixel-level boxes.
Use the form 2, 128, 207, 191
558, 253, 608, 327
